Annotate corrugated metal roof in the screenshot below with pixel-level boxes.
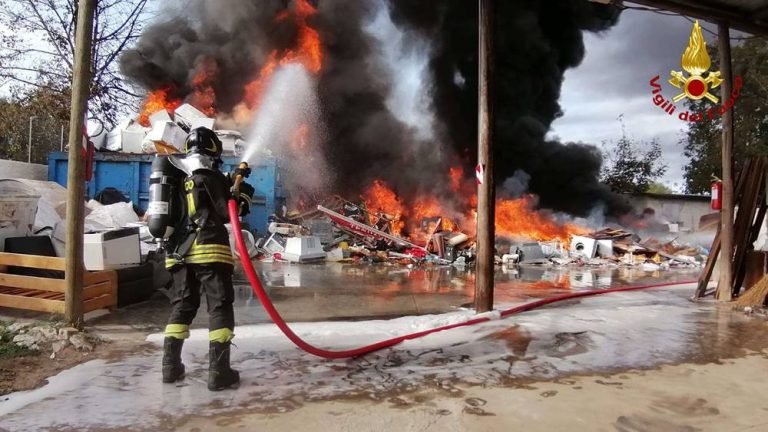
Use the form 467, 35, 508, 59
628, 0, 768, 35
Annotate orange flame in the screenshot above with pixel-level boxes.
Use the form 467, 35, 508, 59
242, 0, 322, 111
187, 59, 218, 117
362, 180, 406, 236
494, 196, 587, 242
139, 0, 322, 127
138, 86, 182, 127
361, 169, 587, 245
449, 166, 463, 192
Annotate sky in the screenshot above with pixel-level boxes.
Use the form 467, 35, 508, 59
550, 4, 730, 192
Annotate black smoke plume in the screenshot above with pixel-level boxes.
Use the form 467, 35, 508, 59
387, 0, 626, 216
120, 0, 626, 216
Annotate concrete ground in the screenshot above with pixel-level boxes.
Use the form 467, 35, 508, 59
1, 263, 767, 431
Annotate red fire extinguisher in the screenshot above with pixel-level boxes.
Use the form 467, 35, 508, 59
711, 176, 722, 210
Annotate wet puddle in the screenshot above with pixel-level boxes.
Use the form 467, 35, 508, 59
2, 267, 767, 431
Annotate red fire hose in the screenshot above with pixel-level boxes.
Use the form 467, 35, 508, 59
229, 200, 696, 359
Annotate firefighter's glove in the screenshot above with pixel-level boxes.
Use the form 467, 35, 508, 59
233, 166, 252, 180
237, 183, 255, 216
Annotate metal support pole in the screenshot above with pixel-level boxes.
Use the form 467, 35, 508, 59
475, 0, 495, 313
64, 0, 96, 327
717, 22, 734, 301
60, 123, 65, 151
28, 116, 36, 163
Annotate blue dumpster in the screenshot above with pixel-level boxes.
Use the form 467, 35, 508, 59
47, 152, 285, 235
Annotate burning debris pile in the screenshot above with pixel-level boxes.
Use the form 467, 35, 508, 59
250, 191, 706, 271
95, 102, 238, 155
109, 0, 706, 272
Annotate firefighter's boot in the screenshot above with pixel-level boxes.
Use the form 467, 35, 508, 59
208, 341, 240, 391
162, 337, 186, 383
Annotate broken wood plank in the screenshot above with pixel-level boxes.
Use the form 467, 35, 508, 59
731, 158, 766, 295
696, 157, 754, 298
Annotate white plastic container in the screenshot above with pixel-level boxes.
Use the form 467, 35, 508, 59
83, 227, 141, 270
216, 130, 244, 155
0, 180, 40, 252
281, 236, 326, 263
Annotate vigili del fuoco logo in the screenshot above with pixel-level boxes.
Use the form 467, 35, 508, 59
649, 20, 743, 122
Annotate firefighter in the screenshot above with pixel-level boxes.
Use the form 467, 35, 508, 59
161, 127, 254, 391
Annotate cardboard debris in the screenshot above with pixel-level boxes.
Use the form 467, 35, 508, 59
144, 121, 186, 154
102, 104, 221, 156
84, 201, 140, 230
175, 104, 215, 130
149, 109, 173, 127
107, 119, 148, 153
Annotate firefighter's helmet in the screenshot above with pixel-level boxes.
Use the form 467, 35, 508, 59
185, 127, 222, 159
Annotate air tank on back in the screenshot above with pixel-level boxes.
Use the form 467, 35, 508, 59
147, 156, 185, 243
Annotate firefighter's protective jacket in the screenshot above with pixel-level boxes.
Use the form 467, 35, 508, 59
166, 168, 234, 268
185, 168, 235, 265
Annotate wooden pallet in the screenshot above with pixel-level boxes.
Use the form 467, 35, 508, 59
0, 252, 117, 314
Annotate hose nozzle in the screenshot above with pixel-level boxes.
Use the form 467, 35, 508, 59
232, 161, 249, 195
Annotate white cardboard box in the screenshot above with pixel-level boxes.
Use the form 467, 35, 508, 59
149, 109, 173, 127
83, 227, 141, 270
146, 121, 187, 153
121, 128, 148, 153
175, 103, 215, 130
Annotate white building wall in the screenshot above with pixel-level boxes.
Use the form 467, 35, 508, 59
0, 159, 47, 181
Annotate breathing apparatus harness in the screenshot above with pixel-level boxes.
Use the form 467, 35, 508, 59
147, 127, 252, 269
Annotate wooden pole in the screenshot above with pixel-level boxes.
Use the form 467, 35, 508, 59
475, 0, 495, 313
716, 22, 734, 302
64, 0, 96, 327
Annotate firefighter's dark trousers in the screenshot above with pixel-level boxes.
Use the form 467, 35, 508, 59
165, 263, 235, 343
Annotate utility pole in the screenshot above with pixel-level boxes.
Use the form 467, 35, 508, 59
716, 22, 734, 301
475, 0, 495, 313
64, 0, 96, 327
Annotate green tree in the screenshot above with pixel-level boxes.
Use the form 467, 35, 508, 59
0, 0, 148, 125
0, 86, 71, 164
683, 39, 768, 193
600, 122, 668, 194
646, 182, 674, 194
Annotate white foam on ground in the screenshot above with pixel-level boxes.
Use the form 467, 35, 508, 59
0, 284, 707, 430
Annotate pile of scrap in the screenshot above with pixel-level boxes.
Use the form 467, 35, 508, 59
252, 197, 707, 271
502, 227, 705, 270
254, 198, 476, 267
90, 105, 244, 156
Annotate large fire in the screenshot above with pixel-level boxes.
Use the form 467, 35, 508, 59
241, 0, 322, 113
137, 86, 182, 127
137, 0, 322, 127
133, 1, 587, 249
361, 180, 406, 236
495, 197, 587, 241
362, 176, 587, 246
